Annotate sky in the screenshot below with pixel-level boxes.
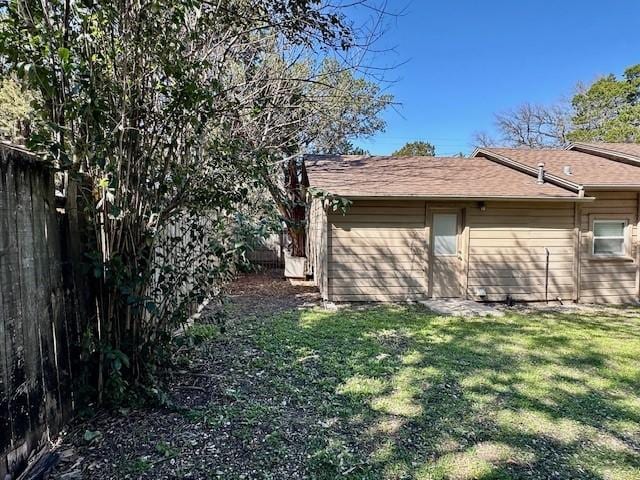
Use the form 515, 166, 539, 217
351, 0, 640, 156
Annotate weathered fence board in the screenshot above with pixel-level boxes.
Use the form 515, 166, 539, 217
247, 232, 284, 268
0, 144, 83, 479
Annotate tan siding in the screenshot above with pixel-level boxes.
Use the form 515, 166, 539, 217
328, 199, 578, 303
468, 269, 574, 280
330, 293, 424, 302
466, 202, 576, 302
331, 214, 425, 224
330, 253, 421, 263
330, 269, 422, 279
469, 246, 574, 255
470, 238, 574, 247
467, 254, 574, 263
331, 236, 423, 247
328, 263, 419, 272
320, 194, 639, 304
580, 263, 636, 274
579, 191, 639, 304
331, 228, 423, 239
330, 277, 423, 288
327, 200, 426, 301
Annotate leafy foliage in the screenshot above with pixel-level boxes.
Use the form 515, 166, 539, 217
0, 75, 37, 142
334, 140, 370, 155
569, 64, 640, 143
306, 58, 393, 154
0, 0, 369, 402
230, 54, 392, 256
341, 142, 370, 155
391, 140, 435, 156
308, 187, 352, 214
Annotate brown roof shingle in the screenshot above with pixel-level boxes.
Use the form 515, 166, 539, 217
570, 142, 640, 160
479, 147, 640, 187
305, 155, 579, 199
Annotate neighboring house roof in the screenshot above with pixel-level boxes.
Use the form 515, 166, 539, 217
475, 147, 640, 189
304, 155, 582, 200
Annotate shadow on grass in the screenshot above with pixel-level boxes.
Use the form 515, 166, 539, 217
244, 305, 640, 480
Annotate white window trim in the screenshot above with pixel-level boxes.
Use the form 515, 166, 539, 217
592, 219, 628, 257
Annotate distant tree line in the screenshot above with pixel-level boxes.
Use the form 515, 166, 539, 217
392, 140, 436, 156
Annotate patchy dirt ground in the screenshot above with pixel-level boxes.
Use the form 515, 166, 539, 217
51, 271, 320, 480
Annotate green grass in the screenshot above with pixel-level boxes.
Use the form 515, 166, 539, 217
198, 305, 640, 479
183, 323, 220, 343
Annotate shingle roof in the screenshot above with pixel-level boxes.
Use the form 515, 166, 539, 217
478, 147, 640, 187
569, 142, 640, 160
304, 155, 580, 199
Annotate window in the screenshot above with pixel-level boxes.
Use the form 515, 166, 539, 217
433, 213, 457, 256
593, 220, 626, 256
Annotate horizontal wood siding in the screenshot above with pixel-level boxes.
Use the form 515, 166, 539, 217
322, 195, 639, 305
327, 200, 426, 302
579, 191, 639, 304
466, 202, 576, 302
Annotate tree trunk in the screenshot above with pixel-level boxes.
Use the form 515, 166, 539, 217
286, 157, 307, 257
289, 225, 305, 257
260, 156, 308, 257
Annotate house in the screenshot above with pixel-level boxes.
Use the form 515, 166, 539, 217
305, 142, 640, 304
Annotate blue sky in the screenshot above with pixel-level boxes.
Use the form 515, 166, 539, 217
352, 0, 640, 156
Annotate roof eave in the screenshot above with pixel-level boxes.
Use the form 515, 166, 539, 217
334, 194, 592, 202
581, 184, 640, 191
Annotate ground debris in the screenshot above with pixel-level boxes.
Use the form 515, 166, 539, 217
50, 271, 321, 480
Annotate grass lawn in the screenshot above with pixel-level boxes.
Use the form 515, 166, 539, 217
201, 304, 640, 480
56, 293, 640, 480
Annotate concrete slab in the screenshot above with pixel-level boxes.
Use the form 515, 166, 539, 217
288, 278, 316, 287
419, 299, 504, 317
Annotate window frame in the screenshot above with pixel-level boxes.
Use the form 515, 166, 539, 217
592, 219, 628, 257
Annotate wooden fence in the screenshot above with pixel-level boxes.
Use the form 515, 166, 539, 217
0, 144, 84, 479
247, 232, 284, 268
